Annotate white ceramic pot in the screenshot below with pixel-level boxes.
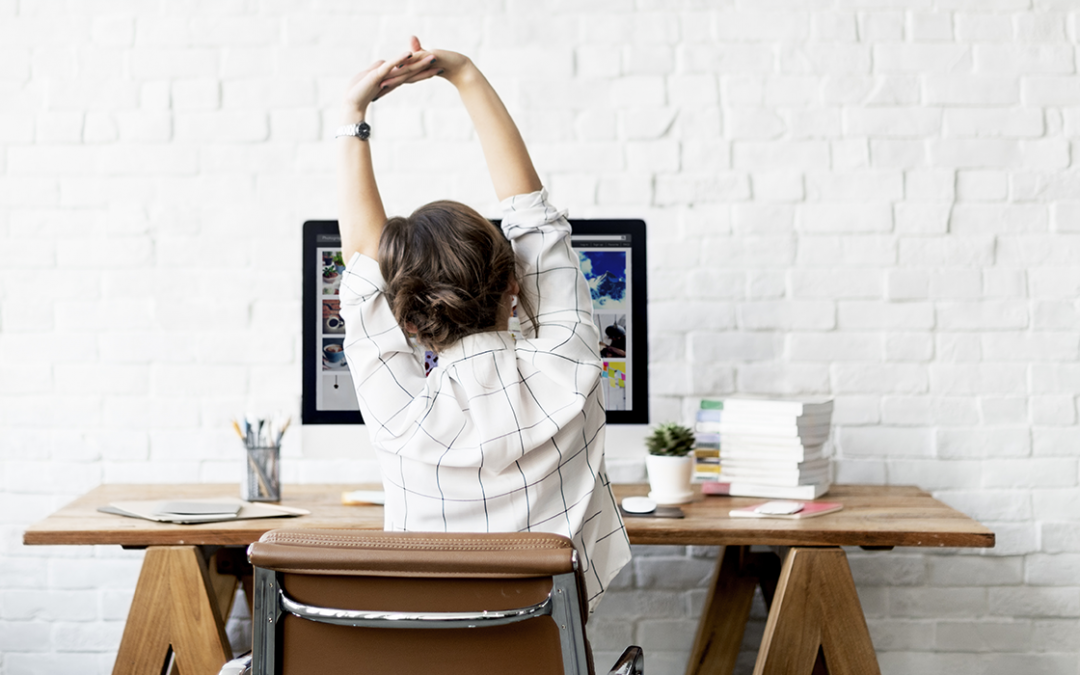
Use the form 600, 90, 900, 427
645, 454, 695, 504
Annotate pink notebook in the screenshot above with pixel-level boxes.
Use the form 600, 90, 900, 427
729, 500, 843, 520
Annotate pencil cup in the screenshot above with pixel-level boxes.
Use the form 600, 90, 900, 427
242, 446, 281, 502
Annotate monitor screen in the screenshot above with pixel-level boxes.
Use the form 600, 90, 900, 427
302, 219, 648, 425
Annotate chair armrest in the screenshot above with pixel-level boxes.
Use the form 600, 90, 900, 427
607, 645, 644, 675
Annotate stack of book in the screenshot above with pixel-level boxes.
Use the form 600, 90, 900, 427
692, 400, 722, 481
702, 398, 834, 500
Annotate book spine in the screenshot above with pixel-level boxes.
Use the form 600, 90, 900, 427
719, 458, 830, 472
700, 481, 731, 496
720, 412, 832, 426
694, 432, 721, 447
718, 426, 830, 439
721, 443, 828, 455
720, 450, 827, 462
696, 408, 722, 422
726, 481, 831, 500
722, 401, 833, 416
721, 434, 829, 446
716, 472, 829, 487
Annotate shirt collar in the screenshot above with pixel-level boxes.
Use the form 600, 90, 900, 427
436, 331, 516, 369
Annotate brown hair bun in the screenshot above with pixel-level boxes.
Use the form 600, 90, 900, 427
378, 200, 532, 352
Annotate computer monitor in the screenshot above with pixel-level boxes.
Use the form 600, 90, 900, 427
302, 218, 648, 426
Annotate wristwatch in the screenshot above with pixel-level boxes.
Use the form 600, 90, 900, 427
335, 121, 370, 140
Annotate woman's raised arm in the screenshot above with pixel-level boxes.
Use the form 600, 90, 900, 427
337, 51, 435, 261
451, 60, 543, 202
388, 37, 542, 202
338, 37, 543, 261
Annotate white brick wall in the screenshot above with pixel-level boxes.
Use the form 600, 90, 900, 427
1, 2, 1079, 674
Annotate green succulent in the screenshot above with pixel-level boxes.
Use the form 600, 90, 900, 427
645, 422, 696, 457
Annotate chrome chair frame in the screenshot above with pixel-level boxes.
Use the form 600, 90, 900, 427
251, 563, 593, 675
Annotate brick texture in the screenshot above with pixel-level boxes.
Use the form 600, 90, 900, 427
2, 3, 1079, 675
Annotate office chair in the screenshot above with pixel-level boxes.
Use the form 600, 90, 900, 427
239, 528, 643, 675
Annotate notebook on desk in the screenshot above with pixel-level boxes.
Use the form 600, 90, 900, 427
98, 497, 309, 525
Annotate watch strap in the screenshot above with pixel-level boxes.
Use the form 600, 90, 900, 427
335, 121, 370, 140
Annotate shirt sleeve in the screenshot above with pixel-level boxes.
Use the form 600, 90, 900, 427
337, 252, 428, 434
500, 189, 602, 373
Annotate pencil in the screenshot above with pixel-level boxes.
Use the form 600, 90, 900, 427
246, 449, 273, 498
275, 417, 292, 446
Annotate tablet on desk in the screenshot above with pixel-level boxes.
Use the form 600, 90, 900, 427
98, 498, 309, 524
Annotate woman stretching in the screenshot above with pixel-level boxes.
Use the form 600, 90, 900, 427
335, 37, 630, 610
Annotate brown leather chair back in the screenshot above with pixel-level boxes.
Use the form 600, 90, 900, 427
248, 529, 595, 675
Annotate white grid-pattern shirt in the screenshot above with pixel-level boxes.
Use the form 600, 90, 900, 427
339, 189, 631, 610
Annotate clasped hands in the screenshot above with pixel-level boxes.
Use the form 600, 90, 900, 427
343, 36, 471, 115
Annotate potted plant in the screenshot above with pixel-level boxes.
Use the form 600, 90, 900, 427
645, 422, 697, 504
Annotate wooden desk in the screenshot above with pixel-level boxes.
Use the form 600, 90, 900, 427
25, 484, 993, 675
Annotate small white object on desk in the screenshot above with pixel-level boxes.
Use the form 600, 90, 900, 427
621, 496, 657, 514
728, 500, 843, 520
752, 500, 804, 515
341, 490, 386, 505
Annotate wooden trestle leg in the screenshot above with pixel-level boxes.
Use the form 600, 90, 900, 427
686, 545, 879, 675
685, 545, 781, 675
753, 547, 881, 675
112, 546, 233, 675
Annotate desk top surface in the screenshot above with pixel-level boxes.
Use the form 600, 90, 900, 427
23, 483, 994, 549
